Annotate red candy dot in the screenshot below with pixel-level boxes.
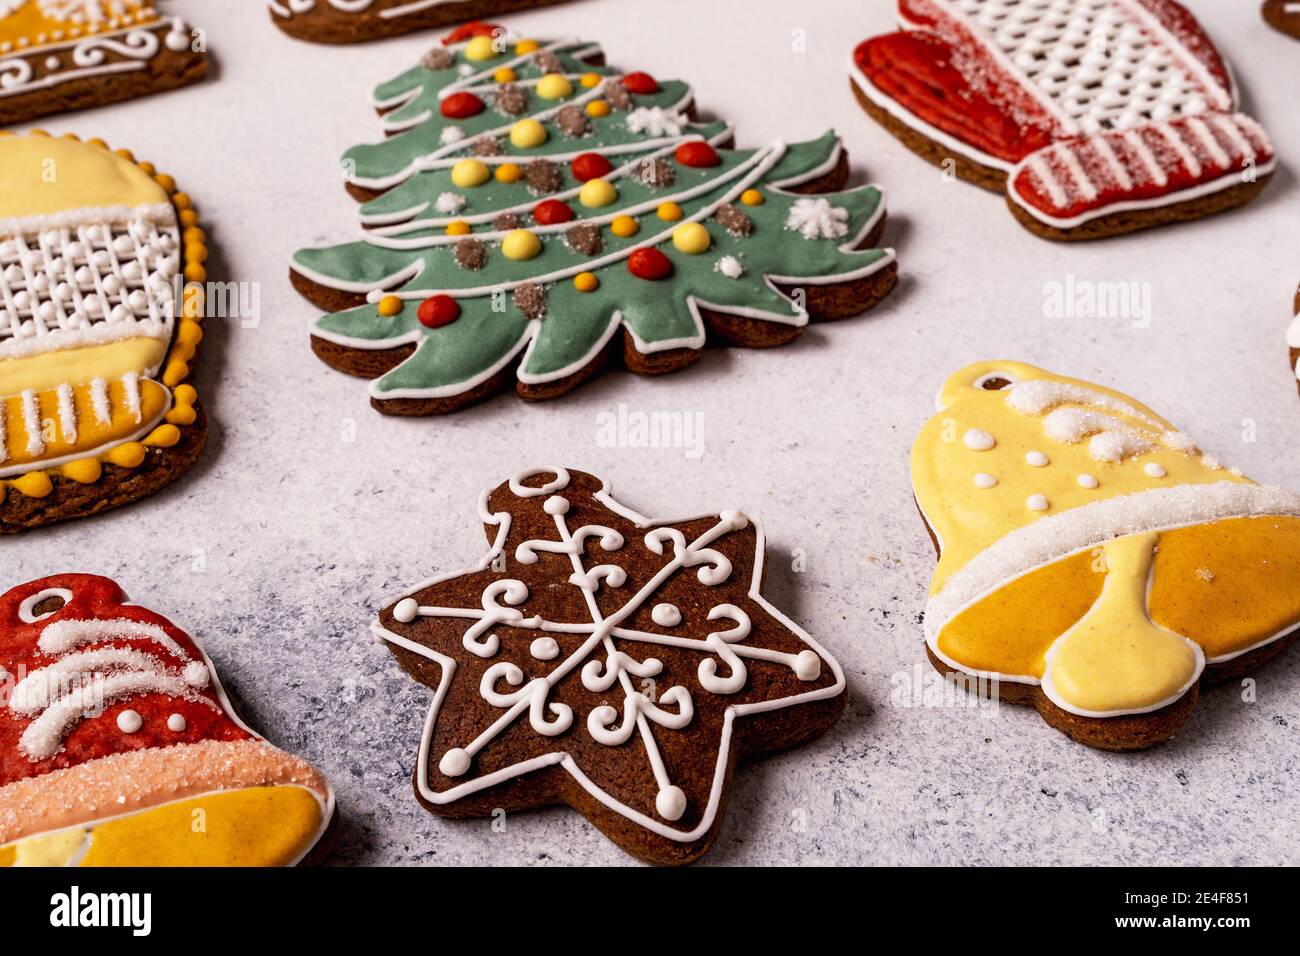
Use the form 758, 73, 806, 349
532, 199, 575, 225
571, 152, 614, 183
441, 91, 485, 119
443, 20, 502, 44
418, 295, 461, 328
621, 71, 659, 95
627, 247, 673, 280
675, 141, 720, 168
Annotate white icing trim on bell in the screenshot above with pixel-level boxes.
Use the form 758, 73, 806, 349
370, 469, 846, 844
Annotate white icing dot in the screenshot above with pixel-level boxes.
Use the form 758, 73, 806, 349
529, 637, 560, 660
1027, 494, 1050, 512
366, 289, 382, 304
1077, 474, 1099, 489
655, 785, 687, 821
1026, 451, 1050, 467
182, 661, 210, 687
963, 428, 996, 451
651, 603, 681, 627
440, 747, 471, 777
167, 713, 187, 732
1144, 462, 1167, 478
543, 495, 570, 515
116, 709, 143, 734
973, 473, 998, 489
793, 649, 821, 681
393, 598, 419, 623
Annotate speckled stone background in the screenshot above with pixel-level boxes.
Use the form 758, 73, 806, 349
7, 0, 1300, 865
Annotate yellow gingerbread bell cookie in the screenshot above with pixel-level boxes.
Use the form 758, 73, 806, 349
0, 574, 335, 867
912, 362, 1300, 750
0, 131, 209, 533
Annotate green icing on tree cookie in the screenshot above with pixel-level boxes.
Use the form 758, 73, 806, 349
294, 32, 897, 408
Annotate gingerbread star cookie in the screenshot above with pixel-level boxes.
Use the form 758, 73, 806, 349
0, 2, 205, 125
852, 0, 1277, 240
0, 132, 210, 534
269, 3, 573, 43
373, 468, 846, 865
292, 25, 897, 415
913, 362, 1300, 750
1263, 1, 1300, 38
0, 574, 335, 867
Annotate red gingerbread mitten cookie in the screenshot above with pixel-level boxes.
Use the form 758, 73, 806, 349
373, 468, 846, 865
852, 0, 1277, 240
269, 3, 573, 43
1263, 1, 1300, 38
0, 574, 335, 866
913, 362, 1300, 750
0, 132, 210, 534
0, 2, 205, 125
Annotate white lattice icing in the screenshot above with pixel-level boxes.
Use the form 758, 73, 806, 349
0, 210, 179, 359
937, 0, 1232, 136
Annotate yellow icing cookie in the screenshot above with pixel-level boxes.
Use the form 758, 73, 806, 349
0, 134, 208, 522
914, 362, 1300, 725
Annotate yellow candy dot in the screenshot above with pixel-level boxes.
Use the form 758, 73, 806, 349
378, 295, 403, 317
144, 425, 181, 449
106, 443, 147, 469
657, 201, 683, 221
578, 178, 617, 208
501, 229, 542, 261
12, 472, 52, 498
465, 35, 497, 62
493, 67, 516, 83
672, 222, 712, 254
515, 39, 540, 54
451, 158, 490, 187
585, 99, 611, 118
446, 220, 471, 236
579, 72, 602, 89
61, 459, 102, 484
509, 118, 548, 149
610, 215, 639, 238
740, 188, 765, 206
183, 263, 206, 284
574, 272, 599, 292
495, 162, 523, 183
536, 73, 574, 100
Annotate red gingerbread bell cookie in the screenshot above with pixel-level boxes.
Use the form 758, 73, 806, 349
852, 0, 1277, 240
0, 574, 334, 867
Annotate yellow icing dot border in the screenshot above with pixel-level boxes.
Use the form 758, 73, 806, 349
0, 130, 206, 503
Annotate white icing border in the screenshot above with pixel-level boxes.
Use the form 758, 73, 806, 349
370, 469, 846, 845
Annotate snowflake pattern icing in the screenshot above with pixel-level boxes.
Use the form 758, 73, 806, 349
373, 467, 846, 843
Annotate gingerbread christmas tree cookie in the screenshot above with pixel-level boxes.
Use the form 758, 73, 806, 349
0, 574, 335, 867
373, 468, 846, 865
913, 362, 1300, 750
0, 132, 210, 534
0, 2, 205, 125
292, 25, 897, 415
269, 1, 573, 44
851, 0, 1277, 240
